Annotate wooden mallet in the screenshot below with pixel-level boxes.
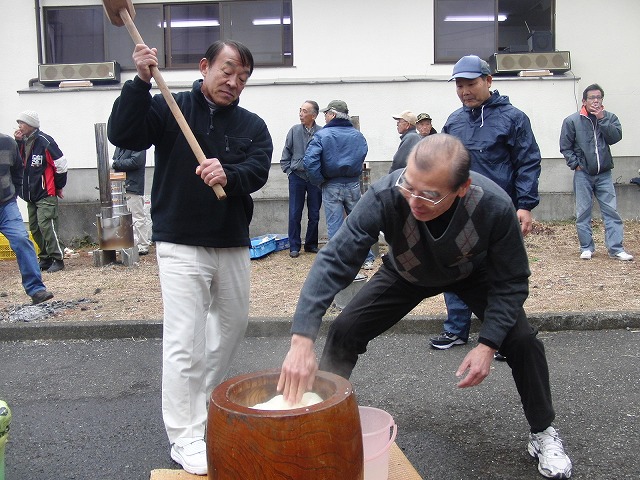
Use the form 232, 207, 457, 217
102, 0, 226, 200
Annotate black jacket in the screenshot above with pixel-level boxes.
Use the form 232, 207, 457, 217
112, 147, 146, 196
107, 77, 272, 248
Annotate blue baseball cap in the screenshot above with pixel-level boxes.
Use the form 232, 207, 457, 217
449, 55, 491, 81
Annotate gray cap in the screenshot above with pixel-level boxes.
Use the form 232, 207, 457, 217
321, 100, 349, 114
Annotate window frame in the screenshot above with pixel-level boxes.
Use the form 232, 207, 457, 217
41, 0, 293, 70
434, 0, 555, 64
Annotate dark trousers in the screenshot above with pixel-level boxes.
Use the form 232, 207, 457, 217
319, 259, 556, 432
288, 173, 322, 252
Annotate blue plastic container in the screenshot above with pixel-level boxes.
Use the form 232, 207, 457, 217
249, 235, 277, 259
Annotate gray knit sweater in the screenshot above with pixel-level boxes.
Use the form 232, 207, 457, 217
291, 170, 530, 348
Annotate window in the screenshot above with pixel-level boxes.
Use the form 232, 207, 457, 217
434, 0, 554, 63
43, 1, 293, 69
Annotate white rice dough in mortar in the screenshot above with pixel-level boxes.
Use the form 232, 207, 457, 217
251, 392, 324, 410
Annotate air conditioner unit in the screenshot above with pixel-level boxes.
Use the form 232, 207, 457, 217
489, 52, 570, 75
38, 61, 121, 86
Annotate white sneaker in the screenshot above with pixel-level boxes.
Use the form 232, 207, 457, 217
362, 260, 375, 270
528, 426, 572, 479
610, 251, 633, 261
579, 250, 592, 260
171, 437, 207, 475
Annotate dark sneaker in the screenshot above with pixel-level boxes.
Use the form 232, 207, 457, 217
31, 289, 54, 305
528, 426, 572, 479
429, 332, 467, 350
46, 259, 65, 273
494, 352, 507, 361
304, 246, 319, 253
289, 251, 300, 258
39, 258, 53, 271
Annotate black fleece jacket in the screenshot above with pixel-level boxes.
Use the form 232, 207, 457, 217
108, 77, 272, 248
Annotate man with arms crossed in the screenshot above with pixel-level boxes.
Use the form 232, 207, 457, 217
280, 101, 323, 258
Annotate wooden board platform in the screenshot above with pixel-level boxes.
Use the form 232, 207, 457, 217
150, 442, 422, 479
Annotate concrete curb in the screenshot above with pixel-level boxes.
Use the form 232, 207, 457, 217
1, 311, 639, 342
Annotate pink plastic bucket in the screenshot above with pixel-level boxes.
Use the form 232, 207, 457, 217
359, 406, 398, 480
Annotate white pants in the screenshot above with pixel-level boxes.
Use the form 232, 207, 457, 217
156, 242, 251, 443
125, 193, 150, 248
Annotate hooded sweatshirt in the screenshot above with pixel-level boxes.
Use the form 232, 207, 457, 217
443, 90, 541, 211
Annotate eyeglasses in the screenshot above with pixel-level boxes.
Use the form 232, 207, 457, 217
586, 95, 603, 101
394, 168, 454, 206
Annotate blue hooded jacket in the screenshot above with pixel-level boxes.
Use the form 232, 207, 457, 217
443, 91, 541, 211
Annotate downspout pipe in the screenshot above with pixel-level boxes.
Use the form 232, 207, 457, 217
35, 0, 43, 65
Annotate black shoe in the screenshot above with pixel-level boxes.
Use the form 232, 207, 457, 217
494, 352, 507, 361
39, 258, 53, 271
429, 332, 467, 350
289, 251, 300, 258
304, 246, 319, 253
31, 289, 54, 305
46, 259, 65, 273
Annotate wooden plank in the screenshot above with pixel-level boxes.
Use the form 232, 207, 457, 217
150, 442, 422, 480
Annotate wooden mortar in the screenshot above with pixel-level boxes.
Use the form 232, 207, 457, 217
207, 369, 364, 479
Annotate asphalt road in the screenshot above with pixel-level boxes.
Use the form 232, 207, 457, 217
1, 329, 639, 480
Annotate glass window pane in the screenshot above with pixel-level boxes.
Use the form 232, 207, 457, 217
222, 0, 291, 66
44, 7, 104, 64
435, 0, 554, 63
105, 5, 165, 69
166, 4, 221, 67
42, 1, 294, 70
435, 0, 495, 63
498, 0, 553, 53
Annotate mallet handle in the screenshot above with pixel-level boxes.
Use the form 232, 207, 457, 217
119, 8, 226, 200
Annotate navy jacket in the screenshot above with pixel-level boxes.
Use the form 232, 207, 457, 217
443, 91, 541, 211
303, 118, 368, 186
17, 130, 68, 203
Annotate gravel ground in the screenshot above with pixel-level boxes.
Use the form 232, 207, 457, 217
1, 220, 639, 323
